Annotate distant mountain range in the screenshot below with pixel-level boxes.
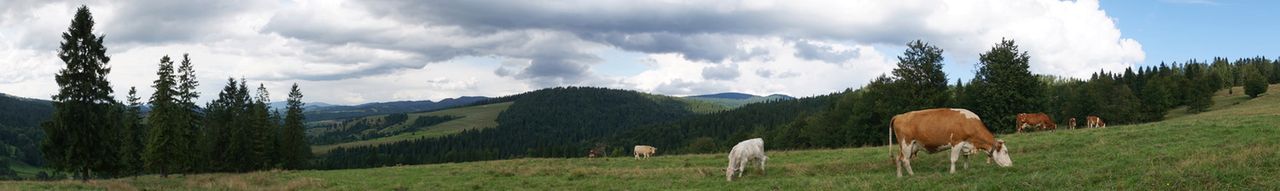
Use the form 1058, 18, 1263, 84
683, 92, 795, 108
294, 96, 490, 122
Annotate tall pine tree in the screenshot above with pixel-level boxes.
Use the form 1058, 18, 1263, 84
42, 5, 122, 181
175, 54, 201, 173
143, 56, 187, 177
280, 83, 311, 169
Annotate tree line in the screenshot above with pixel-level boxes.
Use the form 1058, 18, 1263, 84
626, 39, 1277, 154
39, 6, 311, 180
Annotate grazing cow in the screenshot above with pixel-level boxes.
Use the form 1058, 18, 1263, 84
588, 144, 607, 158
1087, 116, 1106, 128
725, 138, 768, 181
1068, 118, 1078, 129
633, 145, 657, 159
889, 108, 1013, 177
1015, 113, 1057, 133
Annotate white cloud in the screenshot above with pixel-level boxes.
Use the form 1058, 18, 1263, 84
0, 0, 1143, 104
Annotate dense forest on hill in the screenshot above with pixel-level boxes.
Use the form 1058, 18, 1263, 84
314, 87, 696, 169
0, 94, 52, 169
613, 93, 837, 154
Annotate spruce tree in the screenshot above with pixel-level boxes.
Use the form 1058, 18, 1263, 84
143, 56, 186, 177
279, 83, 308, 169
203, 78, 240, 172
281, 83, 311, 169
250, 84, 275, 170
42, 5, 122, 181
176, 54, 201, 173
119, 87, 145, 176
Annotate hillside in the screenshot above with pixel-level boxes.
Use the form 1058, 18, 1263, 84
5, 85, 1278, 190
0, 93, 51, 178
309, 102, 512, 154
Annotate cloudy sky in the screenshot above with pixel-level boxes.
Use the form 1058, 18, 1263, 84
1, 0, 1275, 105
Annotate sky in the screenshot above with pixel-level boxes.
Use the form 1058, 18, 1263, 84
0, 0, 1275, 105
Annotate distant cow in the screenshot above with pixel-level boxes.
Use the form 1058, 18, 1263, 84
890, 108, 1013, 177
1087, 116, 1106, 128
725, 138, 768, 181
588, 144, 607, 158
633, 145, 657, 159
1015, 113, 1057, 133
1068, 118, 1078, 129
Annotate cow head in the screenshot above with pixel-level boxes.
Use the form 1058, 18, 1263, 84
725, 166, 735, 181
989, 140, 1013, 167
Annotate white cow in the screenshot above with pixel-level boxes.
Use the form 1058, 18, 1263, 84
634, 145, 657, 159
725, 138, 768, 181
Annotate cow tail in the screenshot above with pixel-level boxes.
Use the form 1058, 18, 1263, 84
887, 116, 896, 162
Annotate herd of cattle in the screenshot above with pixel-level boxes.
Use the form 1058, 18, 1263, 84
598, 108, 1109, 181
1016, 113, 1107, 132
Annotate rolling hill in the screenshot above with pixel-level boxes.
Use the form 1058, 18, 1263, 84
0, 93, 51, 179
296, 96, 489, 122
5, 85, 1278, 190
684, 92, 796, 108
308, 102, 512, 155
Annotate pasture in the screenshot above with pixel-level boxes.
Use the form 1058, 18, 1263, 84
4, 86, 1279, 190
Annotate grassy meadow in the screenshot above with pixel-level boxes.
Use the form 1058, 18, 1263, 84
3, 85, 1279, 190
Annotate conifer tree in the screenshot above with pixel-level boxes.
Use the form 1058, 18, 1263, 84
176, 54, 201, 173
119, 87, 145, 176
143, 56, 186, 177
280, 83, 311, 169
42, 5, 122, 181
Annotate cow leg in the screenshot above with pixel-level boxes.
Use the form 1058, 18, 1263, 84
896, 140, 910, 177
900, 141, 916, 176
949, 144, 962, 174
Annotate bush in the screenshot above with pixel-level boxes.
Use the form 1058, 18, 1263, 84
1245, 69, 1268, 98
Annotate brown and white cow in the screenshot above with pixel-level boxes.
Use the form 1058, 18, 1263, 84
1068, 118, 1078, 129
1086, 116, 1106, 128
889, 108, 1013, 177
1015, 113, 1057, 133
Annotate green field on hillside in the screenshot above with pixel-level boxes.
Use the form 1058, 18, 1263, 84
4, 86, 1279, 190
311, 102, 512, 154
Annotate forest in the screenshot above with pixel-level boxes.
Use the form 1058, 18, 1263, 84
31, 6, 312, 180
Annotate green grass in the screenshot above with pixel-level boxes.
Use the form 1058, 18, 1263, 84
5, 85, 1280, 190
311, 102, 512, 154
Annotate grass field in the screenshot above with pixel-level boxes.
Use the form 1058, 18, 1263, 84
4, 86, 1278, 190
310, 102, 512, 155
